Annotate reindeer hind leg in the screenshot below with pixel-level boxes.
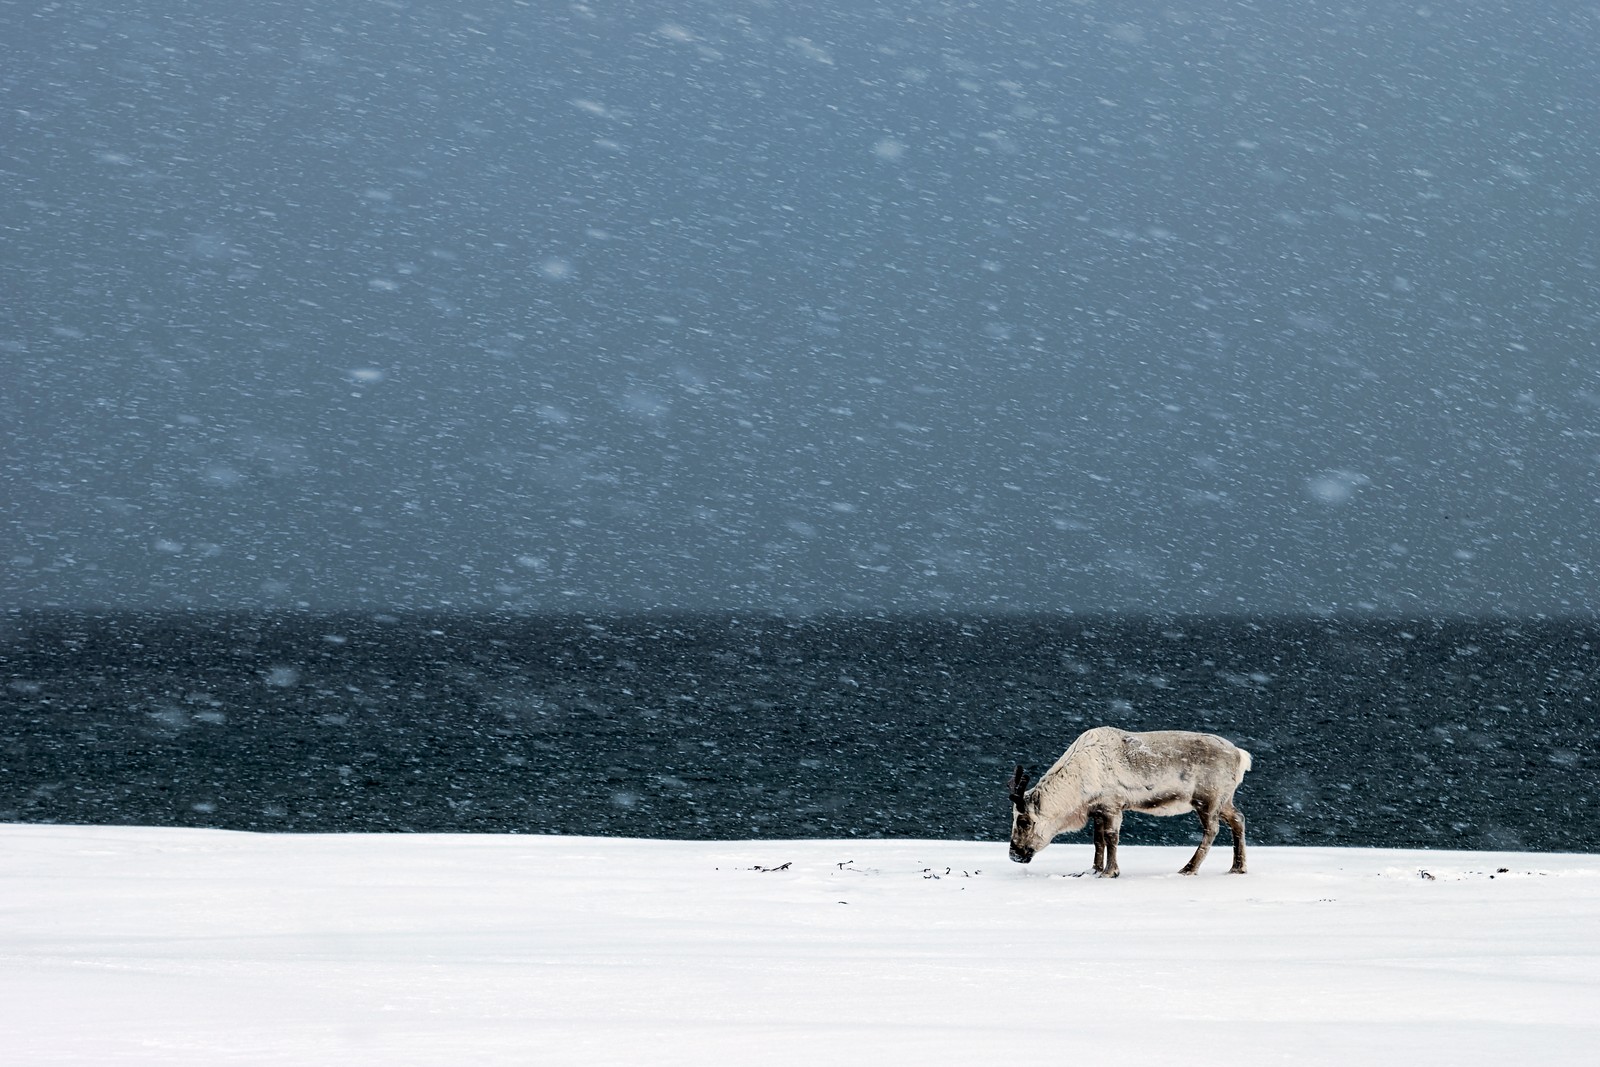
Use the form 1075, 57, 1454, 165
1180, 799, 1220, 875
1222, 800, 1247, 874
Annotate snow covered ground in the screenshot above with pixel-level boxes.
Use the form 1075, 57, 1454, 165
4, 825, 1598, 1065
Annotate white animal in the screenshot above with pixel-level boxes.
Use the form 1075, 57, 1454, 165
1008, 726, 1251, 877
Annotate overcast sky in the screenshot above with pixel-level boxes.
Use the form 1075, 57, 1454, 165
6, 1, 1600, 616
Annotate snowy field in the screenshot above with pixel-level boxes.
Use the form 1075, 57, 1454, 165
4, 825, 1598, 1065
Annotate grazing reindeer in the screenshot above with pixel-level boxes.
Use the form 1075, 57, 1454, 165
1008, 726, 1251, 877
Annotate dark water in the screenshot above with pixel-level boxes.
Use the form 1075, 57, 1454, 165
3, 612, 1597, 852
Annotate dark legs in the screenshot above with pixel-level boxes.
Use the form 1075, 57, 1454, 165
1223, 802, 1247, 874
1092, 810, 1122, 878
1181, 798, 1248, 875
1179, 804, 1219, 875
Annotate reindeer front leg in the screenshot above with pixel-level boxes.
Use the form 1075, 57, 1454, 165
1097, 809, 1123, 878
1092, 811, 1108, 873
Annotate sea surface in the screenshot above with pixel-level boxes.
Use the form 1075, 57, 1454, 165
3, 612, 1597, 852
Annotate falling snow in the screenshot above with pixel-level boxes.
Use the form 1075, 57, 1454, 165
3, 0, 1598, 619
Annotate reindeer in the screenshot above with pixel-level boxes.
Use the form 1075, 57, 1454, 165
1008, 726, 1251, 877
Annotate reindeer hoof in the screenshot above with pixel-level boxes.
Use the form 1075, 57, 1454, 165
1097, 869, 1119, 879
1178, 866, 1198, 876
1229, 866, 1247, 875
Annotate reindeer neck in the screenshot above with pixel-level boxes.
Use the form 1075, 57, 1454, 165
1034, 759, 1093, 820
1036, 740, 1120, 814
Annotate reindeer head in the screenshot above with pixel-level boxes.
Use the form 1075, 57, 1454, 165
1007, 764, 1040, 863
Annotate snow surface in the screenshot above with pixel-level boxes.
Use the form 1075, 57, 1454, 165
4, 825, 1598, 1065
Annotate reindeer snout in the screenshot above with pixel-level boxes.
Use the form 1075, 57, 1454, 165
1009, 846, 1034, 864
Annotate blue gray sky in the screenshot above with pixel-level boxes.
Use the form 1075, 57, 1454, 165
6, 1, 1600, 615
